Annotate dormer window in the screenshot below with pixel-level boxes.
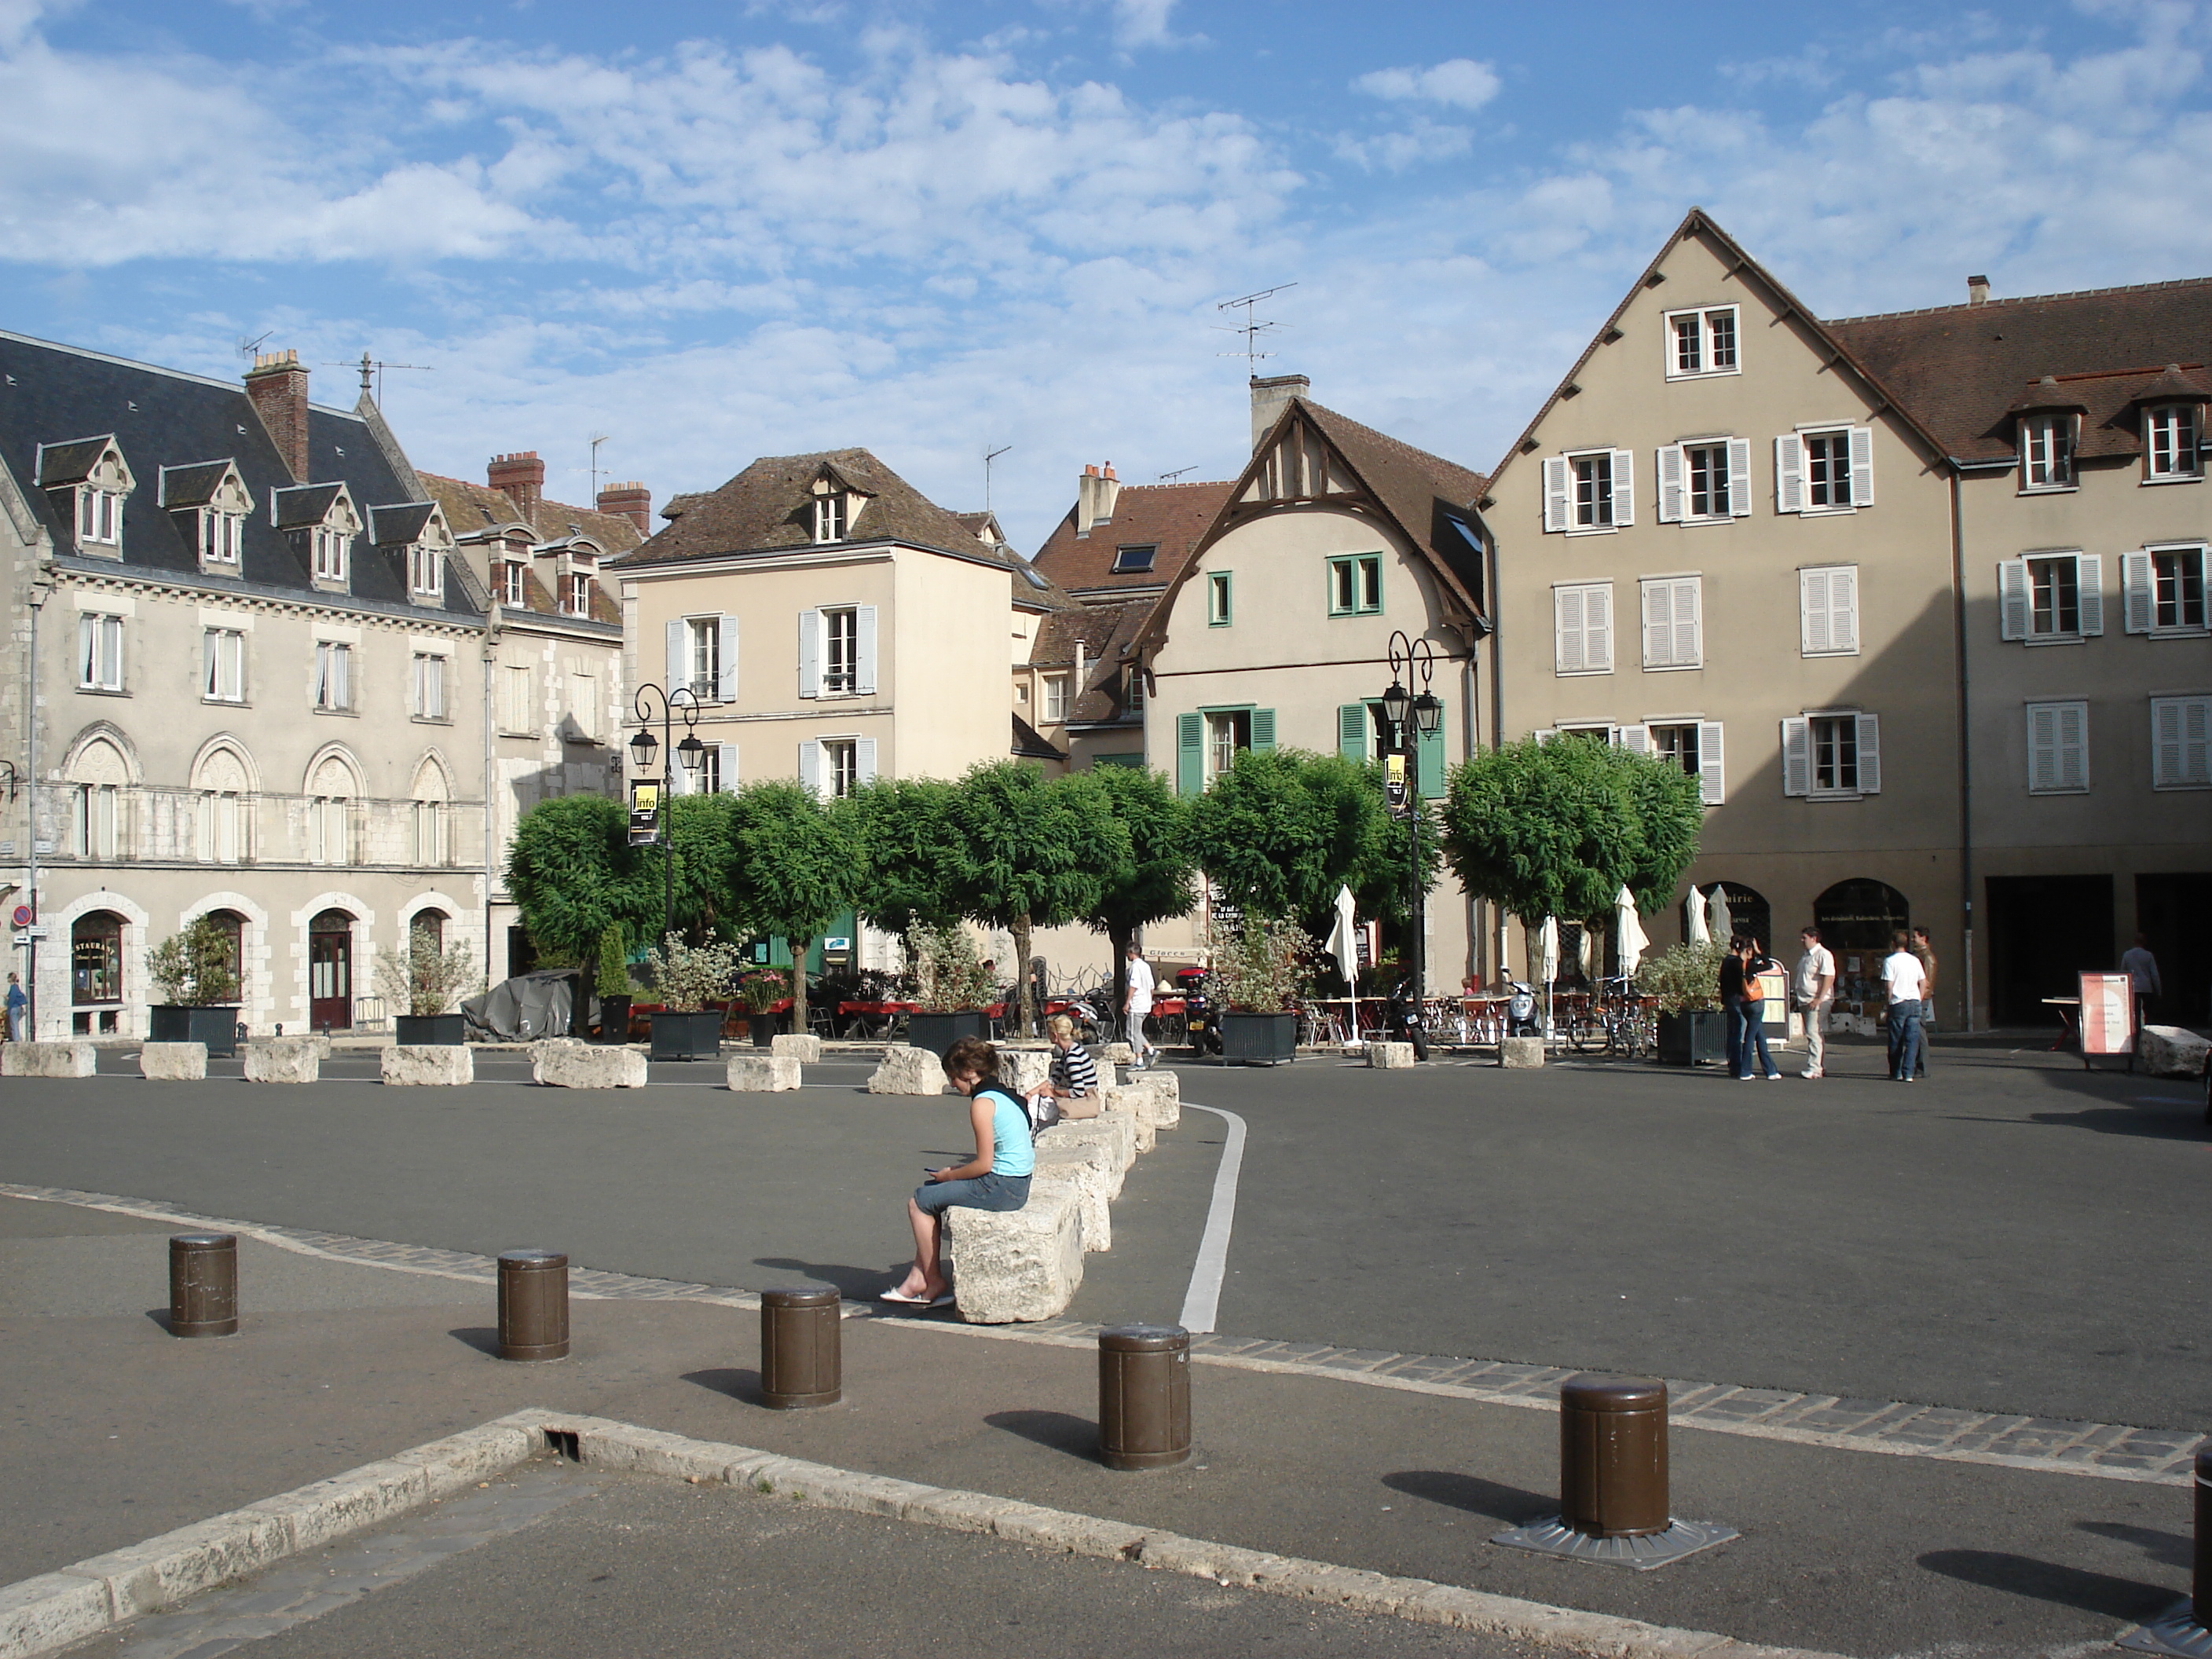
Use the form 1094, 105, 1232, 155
200, 507, 243, 565
814, 493, 846, 544
39, 435, 134, 555
2020, 413, 2075, 491
162, 460, 253, 571
501, 562, 526, 605
313, 528, 350, 583
565, 573, 593, 617
2146, 404, 2203, 481
78, 485, 123, 545
408, 544, 443, 599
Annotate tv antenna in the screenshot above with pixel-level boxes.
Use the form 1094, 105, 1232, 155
1214, 283, 1296, 373
589, 434, 613, 501
235, 331, 273, 360
328, 352, 432, 403
1158, 464, 1199, 482
983, 444, 1012, 512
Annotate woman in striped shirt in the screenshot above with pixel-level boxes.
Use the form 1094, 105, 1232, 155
1045, 1013, 1098, 1100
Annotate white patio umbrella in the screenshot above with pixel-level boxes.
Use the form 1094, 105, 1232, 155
1617, 886, 1650, 977
1577, 923, 1599, 979
1705, 884, 1734, 945
1325, 884, 1361, 1045
1684, 888, 1710, 945
1536, 917, 1560, 1042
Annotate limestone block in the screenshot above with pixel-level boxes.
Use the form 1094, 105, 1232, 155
867, 1046, 947, 1096
1367, 1042, 1416, 1069
1030, 1143, 1115, 1252
2, 1041, 97, 1079
2139, 1024, 2211, 1079
998, 1049, 1053, 1094
1102, 1042, 1133, 1065
1500, 1036, 1544, 1069
726, 1053, 801, 1092
531, 1042, 648, 1089
1096, 1086, 1157, 1153
242, 1039, 320, 1084
1040, 1115, 1135, 1195
139, 1042, 207, 1082
947, 1183, 1084, 1323
382, 1044, 474, 1086
770, 1034, 823, 1064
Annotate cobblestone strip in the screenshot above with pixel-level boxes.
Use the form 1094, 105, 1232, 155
7, 1181, 2196, 1489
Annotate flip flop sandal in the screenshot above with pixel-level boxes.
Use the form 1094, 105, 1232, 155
878, 1287, 936, 1306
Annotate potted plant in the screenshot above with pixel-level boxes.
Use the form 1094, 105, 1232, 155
643, 933, 741, 1060
1212, 916, 1311, 1066
903, 920, 994, 1057
594, 925, 632, 1045
1639, 941, 1730, 1065
378, 932, 482, 1045
738, 969, 789, 1047
146, 916, 242, 1056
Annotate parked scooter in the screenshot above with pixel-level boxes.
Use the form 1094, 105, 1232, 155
1177, 965, 1221, 1057
1504, 980, 1540, 1037
1385, 978, 1430, 1061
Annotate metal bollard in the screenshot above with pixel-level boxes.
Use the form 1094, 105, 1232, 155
759, 1286, 841, 1408
2199, 1446, 2211, 1631
168, 1233, 238, 1337
496, 1250, 569, 1361
1097, 1324, 1190, 1470
2122, 1445, 2212, 1654
1559, 1374, 1670, 1538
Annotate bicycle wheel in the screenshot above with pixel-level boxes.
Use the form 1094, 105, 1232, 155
1566, 1002, 1602, 1052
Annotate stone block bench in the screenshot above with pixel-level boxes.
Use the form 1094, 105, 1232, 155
2, 1042, 97, 1079
242, 1038, 320, 1083
726, 1054, 800, 1092
531, 1042, 648, 1089
1500, 1036, 1544, 1069
946, 1178, 1084, 1323
381, 1045, 474, 1086
2139, 1024, 2210, 1079
866, 1046, 947, 1095
139, 1042, 207, 1081
1028, 1140, 1118, 1252
770, 1033, 823, 1064
1367, 1041, 1416, 1068
1037, 1115, 1134, 1198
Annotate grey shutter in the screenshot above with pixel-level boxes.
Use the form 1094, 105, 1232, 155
716, 616, 738, 701
2027, 705, 2059, 792
1657, 445, 1683, 524
797, 610, 821, 698
1609, 449, 1635, 527
1855, 712, 1881, 793
1831, 566, 1859, 653
1726, 437, 1752, 515
1555, 588, 1585, 673
2154, 700, 2185, 787
1541, 456, 1569, 532
855, 736, 877, 786
1848, 426, 1875, 506
1998, 560, 2030, 640
665, 620, 686, 694
716, 742, 738, 792
1800, 568, 1831, 654
1641, 580, 1669, 667
854, 604, 878, 695
2121, 550, 2155, 633
1697, 720, 1725, 804
1781, 717, 1810, 797
2076, 555, 2104, 636
1775, 434, 1804, 514
1614, 723, 1650, 753
1338, 703, 1369, 761
1673, 578, 1701, 665
1584, 584, 1613, 671
2056, 703, 2086, 791
799, 739, 825, 797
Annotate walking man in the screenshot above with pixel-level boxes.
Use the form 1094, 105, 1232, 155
1122, 942, 1156, 1071
1793, 927, 1835, 1079
1881, 932, 1927, 1082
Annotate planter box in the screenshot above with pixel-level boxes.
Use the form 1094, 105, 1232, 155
907, 1011, 988, 1057
1657, 1009, 1728, 1067
650, 1009, 724, 1061
394, 1013, 467, 1046
148, 1005, 240, 1058
746, 1009, 791, 1048
595, 994, 632, 1045
1221, 1011, 1297, 1066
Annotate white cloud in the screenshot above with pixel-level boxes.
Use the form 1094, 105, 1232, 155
1352, 58, 1502, 112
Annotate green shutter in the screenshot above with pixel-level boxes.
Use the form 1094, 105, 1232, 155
1251, 708, 1276, 752
1176, 712, 1204, 796
1416, 700, 1448, 798
1338, 703, 1368, 761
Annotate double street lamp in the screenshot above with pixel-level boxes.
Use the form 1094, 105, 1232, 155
1379, 632, 1445, 1008
628, 682, 706, 939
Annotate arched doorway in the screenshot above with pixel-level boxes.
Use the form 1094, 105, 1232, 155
71, 910, 124, 1035
1814, 879, 1910, 976
309, 909, 353, 1031
1710, 883, 1772, 954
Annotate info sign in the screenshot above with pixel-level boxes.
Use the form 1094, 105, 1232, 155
2077, 972, 2134, 1056
1384, 750, 1409, 813
628, 780, 662, 846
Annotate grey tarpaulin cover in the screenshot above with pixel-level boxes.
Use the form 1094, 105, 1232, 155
462, 971, 588, 1041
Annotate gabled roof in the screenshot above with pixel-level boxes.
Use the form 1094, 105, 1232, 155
1031, 478, 1235, 599
368, 500, 441, 547
1030, 595, 1152, 726
1823, 278, 2212, 463
158, 460, 243, 510
416, 470, 643, 551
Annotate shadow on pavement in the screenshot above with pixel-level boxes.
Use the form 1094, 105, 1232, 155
754, 1256, 898, 1299
1917, 1549, 2173, 1620
1380, 1469, 1554, 1526
2022, 1105, 2209, 1141
2077, 1521, 2194, 1568
983, 1408, 1099, 1463
682, 1367, 764, 1406
448, 1326, 500, 1357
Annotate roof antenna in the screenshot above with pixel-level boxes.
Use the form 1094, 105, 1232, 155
589, 434, 612, 501
984, 444, 1012, 512
1214, 283, 1297, 373
235, 331, 273, 360
1158, 464, 1199, 481
327, 352, 431, 403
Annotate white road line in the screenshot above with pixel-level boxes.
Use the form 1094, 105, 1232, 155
1177, 1102, 1247, 1335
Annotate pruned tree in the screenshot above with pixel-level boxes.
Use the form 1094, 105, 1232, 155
1075, 764, 1198, 1023
504, 794, 650, 964
724, 779, 860, 1038
842, 776, 963, 936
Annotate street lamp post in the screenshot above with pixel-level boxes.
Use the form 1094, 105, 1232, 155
628, 683, 705, 941
1380, 632, 1444, 1013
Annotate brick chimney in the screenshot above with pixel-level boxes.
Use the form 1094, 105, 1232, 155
1967, 274, 1991, 306
1075, 463, 1121, 537
1250, 373, 1309, 452
597, 480, 652, 538
488, 451, 545, 527
244, 350, 311, 482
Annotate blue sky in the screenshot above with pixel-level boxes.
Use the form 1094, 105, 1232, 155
3, 0, 2208, 548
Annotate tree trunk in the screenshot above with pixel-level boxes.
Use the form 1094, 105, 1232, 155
1108, 923, 1131, 1043
789, 944, 809, 1041
1012, 914, 1034, 1038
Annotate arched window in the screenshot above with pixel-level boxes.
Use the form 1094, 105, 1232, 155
1709, 883, 1773, 953
308, 755, 358, 866
205, 909, 246, 993
68, 738, 129, 860
412, 909, 446, 954
71, 910, 123, 1004
194, 746, 251, 864
1813, 880, 1910, 959
410, 759, 450, 868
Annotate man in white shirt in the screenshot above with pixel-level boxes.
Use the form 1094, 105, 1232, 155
1123, 943, 1156, 1071
1793, 927, 1837, 1079
1881, 932, 1928, 1083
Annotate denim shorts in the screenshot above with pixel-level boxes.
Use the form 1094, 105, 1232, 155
914, 1170, 1030, 1218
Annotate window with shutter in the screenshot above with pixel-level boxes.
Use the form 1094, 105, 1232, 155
799, 739, 825, 797
1613, 723, 1650, 753
1848, 427, 1874, 505
1800, 566, 1859, 656
1998, 559, 2031, 640
716, 615, 739, 701
2151, 696, 2212, 789
1697, 720, 1725, 804
1415, 701, 1446, 797
1781, 717, 1810, 797
1176, 712, 1204, 797
1338, 704, 1370, 761
1250, 708, 1276, 751
1854, 712, 1880, 794
2026, 701, 2088, 793
1639, 577, 1701, 668
855, 737, 877, 787
1555, 583, 1612, 674
1563, 451, 1617, 531
797, 610, 822, 698
665, 619, 686, 693
1727, 438, 1751, 516
2076, 555, 2104, 636
2144, 545, 2207, 633
1775, 434, 1805, 513
1610, 449, 1635, 528
1657, 446, 1683, 523
1541, 456, 1569, 533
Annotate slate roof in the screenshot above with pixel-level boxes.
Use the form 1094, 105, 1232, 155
35, 436, 112, 487
418, 469, 644, 551
0, 329, 475, 618
1011, 712, 1065, 761
270, 482, 347, 530
1030, 479, 1235, 599
368, 501, 438, 547
156, 460, 233, 509
1823, 279, 2212, 463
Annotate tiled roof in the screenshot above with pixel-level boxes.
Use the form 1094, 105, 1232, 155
1011, 712, 1065, 761
1300, 401, 1489, 613
1030, 596, 1153, 726
1824, 280, 2212, 463
416, 470, 643, 551
1030, 479, 1235, 598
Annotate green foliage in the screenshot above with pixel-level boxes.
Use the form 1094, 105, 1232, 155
1636, 940, 1729, 1014
147, 916, 240, 1006
903, 919, 996, 1012
661, 792, 741, 940
842, 777, 963, 934
593, 925, 631, 998
725, 781, 859, 944
1079, 765, 1196, 940
505, 795, 650, 963
374, 932, 483, 1018
942, 762, 1122, 932
642, 932, 742, 1012
736, 970, 786, 1013
1210, 915, 1316, 1013
1186, 749, 1432, 932
1439, 738, 1702, 925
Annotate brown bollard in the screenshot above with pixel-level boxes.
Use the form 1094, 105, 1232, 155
1559, 1374, 1669, 1538
168, 1233, 238, 1337
1098, 1324, 1191, 1470
2196, 1445, 2211, 1629
760, 1286, 841, 1408
496, 1250, 569, 1361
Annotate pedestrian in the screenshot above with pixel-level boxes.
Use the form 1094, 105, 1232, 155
4, 972, 23, 1043
1043, 1013, 1098, 1105
1881, 931, 1927, 1082
881, 1037, 1033, 1307
1793, 927, 1836, 1079
2119, 932, 2161, 1031
1910, 926, 1937, 1077
1123, 941, 1156, 1071
1721, 935, 1781, 1080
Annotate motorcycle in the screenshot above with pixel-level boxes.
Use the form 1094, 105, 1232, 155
1504, 980, 1540, 1037
1385, 978, 1429, 1061
1177, 966, 1222, 1057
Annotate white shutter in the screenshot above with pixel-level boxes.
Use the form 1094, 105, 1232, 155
665, 620, 686, 693
1641, 580, 1669, 667
1697, 720, 1726, 804
1542, 457, 1569, 533
1615, 723, 1650, 753
1848, 426, 1874, 506
1775, 434, 1805, 514
1998, 560, 2030, 640
1800, 568, 1832, 654
1831, 566, 1859, 653
797, 610, 821, 698
855, 736, 878, 786
1782, 717, 1810, 797
2122, 551, 2155, 633
2154, 700, 2185, 786
798, 739, 825, 797
1672, 578, 1701, 666
1855, 712, 1881, 793
1584, 584, 1613, 671
1555, 588, 1585, 674
1610, 450, 1635, 528
2155, 697, 2211, 787
716, 743, 738, 792
2076, 555, 2104, 636
1533, 728, 1559, 745
715, 616, 738, 701
2056, 703, 2087, 791
2027, 705, 2060, 792
854, 604, 878, 695
1726, 436, 1752, 516
1657, 445, 1684, 523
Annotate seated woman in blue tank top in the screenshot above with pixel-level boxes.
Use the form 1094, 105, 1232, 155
882, 1036, 1034, 1307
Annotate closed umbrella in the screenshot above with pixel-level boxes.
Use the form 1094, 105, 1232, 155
1325, 884, 1361, 1045
1705, 884, 1733, 945
1577, 923, 1599, 980
1617, 886, 1649, 977
1685, 888, 1710, 945
1537, 917, 1559, 1043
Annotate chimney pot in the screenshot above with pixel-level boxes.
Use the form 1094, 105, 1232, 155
244, 349, 312, 483
597, 479, 653, 539
1967, 274, 1991, 306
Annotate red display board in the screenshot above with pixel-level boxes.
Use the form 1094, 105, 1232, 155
2077, 972, 2134, 1056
